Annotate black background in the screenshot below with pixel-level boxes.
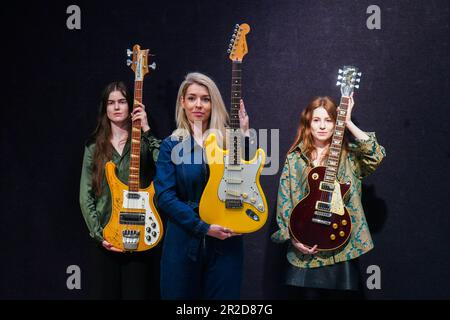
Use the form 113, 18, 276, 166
1, 0, 449, 299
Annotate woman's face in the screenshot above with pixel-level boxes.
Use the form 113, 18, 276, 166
310, 106, 335, 144
106, 90, 129, 125
181, 83, 212, 127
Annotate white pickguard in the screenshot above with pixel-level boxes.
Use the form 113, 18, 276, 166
330, 181, 345, 215
122, 190, 161, 246
218, 152, 265, 212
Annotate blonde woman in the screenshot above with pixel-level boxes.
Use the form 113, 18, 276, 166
154, 72, 250, 299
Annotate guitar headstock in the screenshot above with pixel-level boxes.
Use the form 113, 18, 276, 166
336, 66, 362, 97
126, 44, 156, 80
227, 23, 250, 62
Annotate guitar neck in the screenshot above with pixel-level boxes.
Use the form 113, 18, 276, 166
230, 61, 242, 129
129, 80, 143, 192
228, 61, 242, 166
324, 96, 349, 182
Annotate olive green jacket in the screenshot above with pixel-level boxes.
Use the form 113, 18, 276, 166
271, 132, 386, 268
79, 130, 161, 242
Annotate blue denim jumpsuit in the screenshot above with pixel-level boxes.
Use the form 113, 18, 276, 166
154, 135, 244, 299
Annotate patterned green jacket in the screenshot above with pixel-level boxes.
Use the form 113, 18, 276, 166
271, 132, 386, 268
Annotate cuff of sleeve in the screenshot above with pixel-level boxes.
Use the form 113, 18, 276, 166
353, 132, 377, 154
142, 129, 152, 137
271, 230, 290, 243
194, 220, 210, 236
91, 231, 104, 243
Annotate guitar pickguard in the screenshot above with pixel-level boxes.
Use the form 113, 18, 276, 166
217, 152, 265, 212
330, 181, 345, 215
122, 190, 161, 246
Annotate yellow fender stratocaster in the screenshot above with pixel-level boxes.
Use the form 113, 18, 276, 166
199, 24, 268, 233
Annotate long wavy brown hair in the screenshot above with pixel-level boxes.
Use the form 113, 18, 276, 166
288, 96, 348, 164
90, 81, 132, 196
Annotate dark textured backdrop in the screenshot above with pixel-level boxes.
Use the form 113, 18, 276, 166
1, 0, 449, 299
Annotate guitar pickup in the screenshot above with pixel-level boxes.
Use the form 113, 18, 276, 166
126, 193, 141, 199
120, 212, 145, 225
225, 165, 242, 171
225, 178, 243, 184
316, 201, 331, 212
225, 190, 241, 197
314, 210, 332, 218
319, 182, 335, 192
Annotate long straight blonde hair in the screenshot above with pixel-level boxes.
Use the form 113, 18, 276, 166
172, 72, 229, 146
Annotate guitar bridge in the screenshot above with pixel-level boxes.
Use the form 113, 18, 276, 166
225, 199, 243, 208
122, 230, 140, 250
312, 218, 331, 226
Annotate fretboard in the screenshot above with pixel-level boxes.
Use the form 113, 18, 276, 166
128, 80, 143, 192
228, 61, 242, 166
324, 96, 349, 182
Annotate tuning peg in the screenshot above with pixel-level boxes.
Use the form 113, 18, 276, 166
126, 49, 133, 57
356, 78, 361, 83
354, 84, 360, 89
235, 24, 239, 28
227, 49, 231, 53
336, 81, 342, 86
337, 75, 343, 80
149, 62, 156, 70
338, 69, 343, 74
232, 34, 236, 38
127, 59, 132, 66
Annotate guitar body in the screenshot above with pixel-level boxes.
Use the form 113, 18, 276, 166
289, 166, 352, 251
103, 161, 163, 251
199, 133, 268, 233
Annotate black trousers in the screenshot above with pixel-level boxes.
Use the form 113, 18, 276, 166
85, 243, 161, 300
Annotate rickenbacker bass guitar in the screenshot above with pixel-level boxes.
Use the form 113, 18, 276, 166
289, 66, 362, 251
103, 44, 163, 252
199, 23, 268, 233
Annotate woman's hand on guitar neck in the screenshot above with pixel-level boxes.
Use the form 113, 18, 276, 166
102, 240, 123, 252
291, 238, 318, 255
207, 224, 242, 240
132, 101, 150, 133
238, 99, 250, 136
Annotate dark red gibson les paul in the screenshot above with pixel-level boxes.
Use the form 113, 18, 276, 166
289, 66, 362, 251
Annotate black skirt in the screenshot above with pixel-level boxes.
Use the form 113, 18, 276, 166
285, 259, 360, 291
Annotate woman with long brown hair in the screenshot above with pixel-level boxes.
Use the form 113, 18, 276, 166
79, 81, 161, 299
272, 95, 386, 298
